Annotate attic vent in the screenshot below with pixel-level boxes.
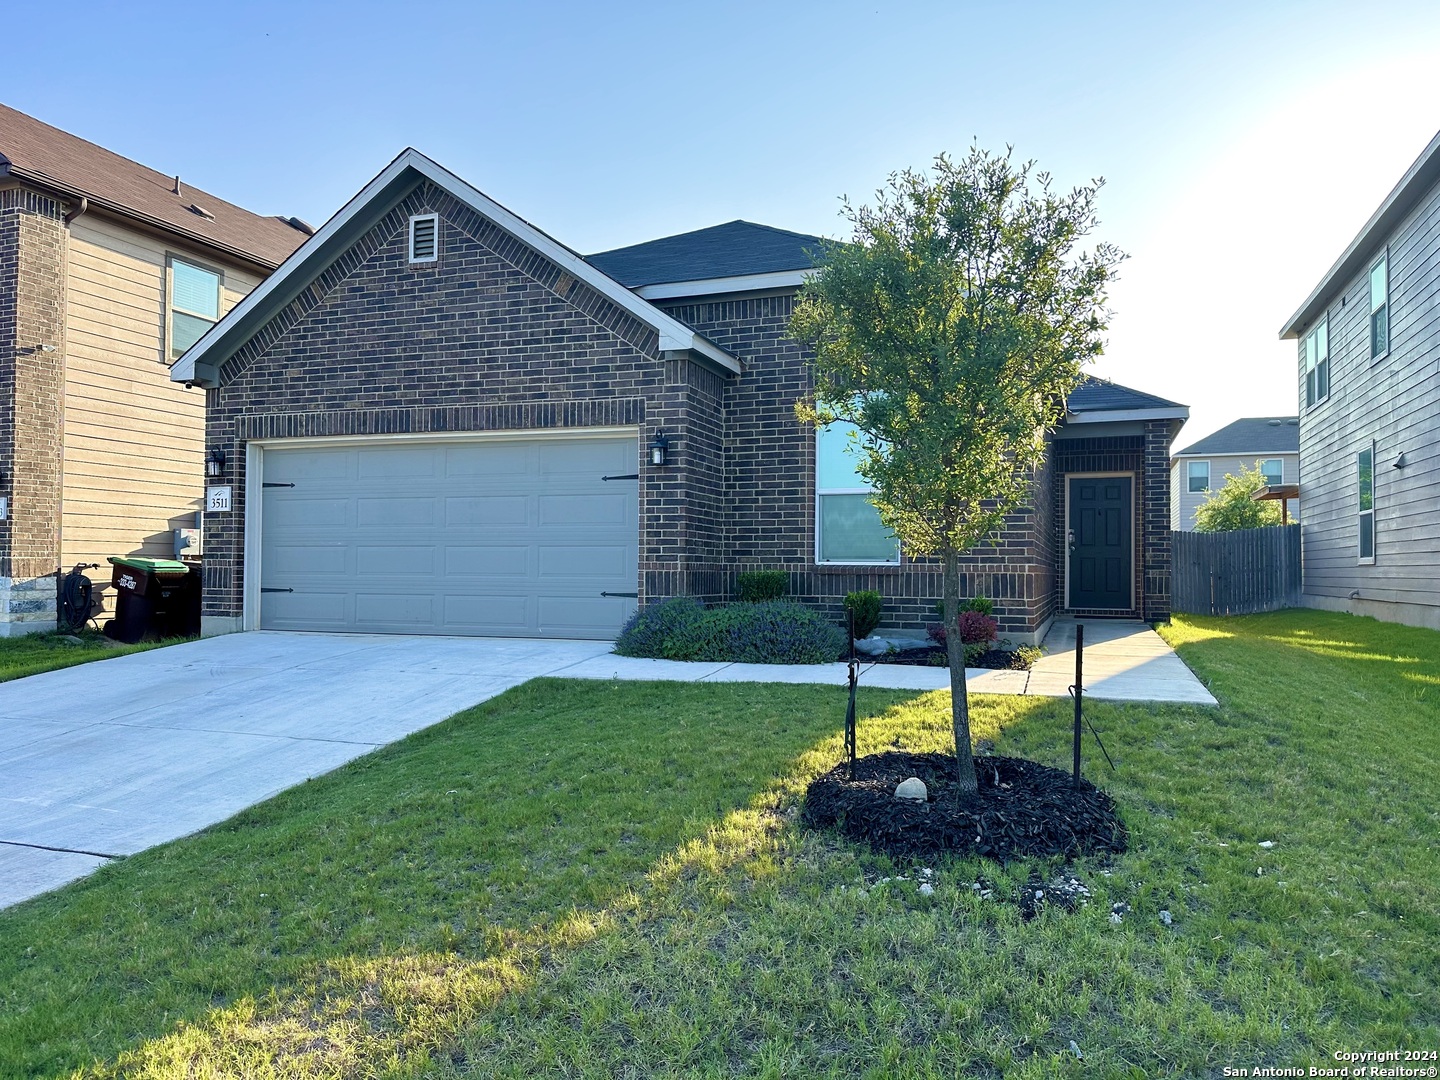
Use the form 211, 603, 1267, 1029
188, 203, 215, 220
409, 214, 438, 263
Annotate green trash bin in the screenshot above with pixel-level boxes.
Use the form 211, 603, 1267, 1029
105, 556, 200, 643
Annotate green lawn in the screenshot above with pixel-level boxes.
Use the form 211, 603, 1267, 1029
1, 610, 1437, 1078
0, 629, 160, 683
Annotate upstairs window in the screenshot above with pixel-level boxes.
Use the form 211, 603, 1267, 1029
1304, 316, 1329, 408
168, 258, 221, 361
1261, 459, 1284, 487
1187, 460, 1210, 493
1358, 442, 1375, 564
409, 214, 439, 263
1369, 251, 1389, 359
816, 422, 899, 564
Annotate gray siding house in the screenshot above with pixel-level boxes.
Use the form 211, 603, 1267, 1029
1169, 417, 1300, 530
1280, 129, 1440, 630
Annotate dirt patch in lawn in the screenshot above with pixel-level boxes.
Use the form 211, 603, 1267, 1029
803, 750, 1127, 862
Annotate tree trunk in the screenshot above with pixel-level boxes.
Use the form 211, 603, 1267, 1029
942, 547, 979, 793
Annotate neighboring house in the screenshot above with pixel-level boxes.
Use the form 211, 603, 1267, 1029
1280, 129, 1440, 631
0, 104, 308, 635
171, 149, 1188, 645
1169, 417, 1300, 530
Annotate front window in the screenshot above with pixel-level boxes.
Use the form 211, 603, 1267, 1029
816, 422, 899, 564
1358, 442, 1375, 564
168, 258, 221, 361
1187, 460, 1210, 493
1261, 459, 1283, 487
1304, 316, 1329, 408
1370, 252, 1389, 359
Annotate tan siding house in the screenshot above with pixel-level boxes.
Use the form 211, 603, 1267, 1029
0, 104, 306, 633
1280, 129, 1440, 631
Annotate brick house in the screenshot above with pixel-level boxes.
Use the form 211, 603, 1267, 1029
172, 149, 1187, 644
0, 104, 308, 634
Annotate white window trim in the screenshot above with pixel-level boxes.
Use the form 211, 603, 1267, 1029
1369, 248, 1390, 363
1260, 458, 1284, 486
408, 213, 439, 263
814, 428, 900, 566
1187, 460, 1210, 493
166, 255, 223, 364
1358, 440, 1376, 566
1303, 314, 1330, 410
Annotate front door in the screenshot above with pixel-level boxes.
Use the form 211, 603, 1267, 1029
1067, 476, 1132, 610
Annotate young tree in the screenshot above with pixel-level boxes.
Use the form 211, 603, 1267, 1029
791, 148, 1123, 793
1193, 462, 1284, 532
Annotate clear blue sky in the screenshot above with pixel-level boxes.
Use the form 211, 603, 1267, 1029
7, 0, 1439, 443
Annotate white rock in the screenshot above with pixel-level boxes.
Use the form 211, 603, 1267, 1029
919, 883, 935, 896
895, 777, 928, 801
1258, 840, 1275, 848
1160, 910, 1173, 926
1069, 1040, 1084, 1060
1109, 912, 1123, 925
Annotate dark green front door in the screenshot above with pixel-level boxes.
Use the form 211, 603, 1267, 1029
1068, 476, 1132, 610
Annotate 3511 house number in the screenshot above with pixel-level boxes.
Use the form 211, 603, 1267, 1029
206, 486, 233, 513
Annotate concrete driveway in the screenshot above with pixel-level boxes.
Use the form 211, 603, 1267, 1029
0, 632, 616, 908
0, 620, 1213, 909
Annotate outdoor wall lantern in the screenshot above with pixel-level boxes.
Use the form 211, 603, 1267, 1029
649, 431, 670, 467
205, 448, 227, 478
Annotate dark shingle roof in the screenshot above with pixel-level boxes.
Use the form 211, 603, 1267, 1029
587, 220, 825, 287
0, 103, 309, 269
1066, 376, 1186, 413
1173, 417, 1299, 457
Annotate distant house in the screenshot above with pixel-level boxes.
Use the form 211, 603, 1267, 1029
1279, 129, 1440, 631
1169, 417, 1299, 531
169, 148, 1189, 644
0, 104, 308, 635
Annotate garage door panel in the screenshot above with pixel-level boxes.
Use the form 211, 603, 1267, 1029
538, 493, 630, 526
443, 546, 530, 577
445, 496, 529, 527
357, 497, 436, 527
539, 544, 630, 578
358, 446, 442, 479
446, 443, 533, 476
356, 546, 437, 575
260, 436, 637, 638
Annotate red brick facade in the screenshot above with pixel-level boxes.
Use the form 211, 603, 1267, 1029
200, 181, 1178, 640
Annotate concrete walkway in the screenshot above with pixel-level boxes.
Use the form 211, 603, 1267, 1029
0, 620, 1212, 909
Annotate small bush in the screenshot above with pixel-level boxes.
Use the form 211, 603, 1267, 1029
932, 594, 995, 617
1014, 644, 1043, 668
613, 597, 704, 658
926, 610, 998, 650
843, 590, 883, 640
736, 569, 789, 603
924, 641, 991, 667
663, 601, 846, 664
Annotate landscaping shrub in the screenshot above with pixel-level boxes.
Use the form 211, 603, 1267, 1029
931, 593, 995, 617
613, 597, 704, 658
926, 609, 997, 667
663, 601, 846, 664
843, 590, 883, 640
736, 569, 789, 603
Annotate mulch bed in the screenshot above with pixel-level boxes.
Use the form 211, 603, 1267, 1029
802, 750, 1127, 862
868, 646, 1033, 670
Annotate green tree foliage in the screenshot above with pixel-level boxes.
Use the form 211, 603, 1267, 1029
1194, 462, 1285, 532
791, 147, 1123, 791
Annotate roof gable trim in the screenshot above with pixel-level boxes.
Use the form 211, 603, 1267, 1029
171, 149, 739, 386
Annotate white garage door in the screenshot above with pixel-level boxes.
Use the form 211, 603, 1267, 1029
257, 436, 639, 638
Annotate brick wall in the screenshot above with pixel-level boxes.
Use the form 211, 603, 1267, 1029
0, 187, 66, 633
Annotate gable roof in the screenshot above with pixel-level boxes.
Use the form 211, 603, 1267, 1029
1172, 416, 1299, 458
587, 220, 825, 297
170, 148, 738, 388
0, 102, 308, 270
1280, 127, 1440, 339
1065, 376, 1188, 422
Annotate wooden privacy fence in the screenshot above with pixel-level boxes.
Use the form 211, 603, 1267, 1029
1172, 524, 1301, 616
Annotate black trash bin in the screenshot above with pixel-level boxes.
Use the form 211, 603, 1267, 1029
105, 557, 201, 643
